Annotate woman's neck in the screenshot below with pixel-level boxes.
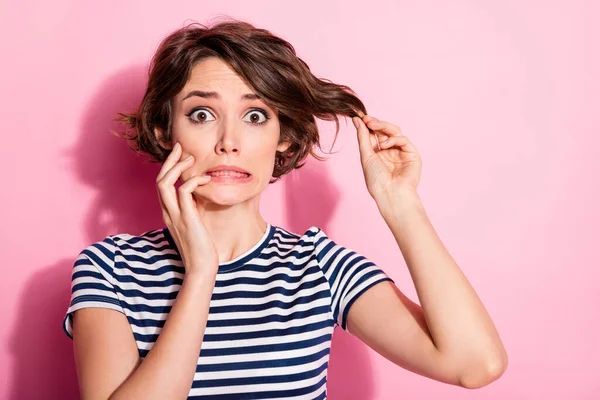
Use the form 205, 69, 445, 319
199, 199, 268, 264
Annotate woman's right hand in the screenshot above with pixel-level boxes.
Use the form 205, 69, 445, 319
156, 141, 218, 277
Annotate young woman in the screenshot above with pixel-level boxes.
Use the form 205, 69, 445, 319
63, 19, 507, 399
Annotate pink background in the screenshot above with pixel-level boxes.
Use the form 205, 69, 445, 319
1, 1, 598, 399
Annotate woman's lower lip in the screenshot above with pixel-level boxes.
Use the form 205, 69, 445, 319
204, 174, 252, 184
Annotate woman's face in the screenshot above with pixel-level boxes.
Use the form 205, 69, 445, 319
161, 57, 289, 206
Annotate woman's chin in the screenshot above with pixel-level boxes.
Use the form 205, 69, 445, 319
193, 186, 251, 207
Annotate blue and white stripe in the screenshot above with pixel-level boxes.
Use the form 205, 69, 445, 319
64, 223, 394, 399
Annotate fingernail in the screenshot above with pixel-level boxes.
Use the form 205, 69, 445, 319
352, 117, 359, 128
175, 142, 180, 151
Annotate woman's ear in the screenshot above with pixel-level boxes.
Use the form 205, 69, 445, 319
154, 127, 173, 150
277, 140, 292, 153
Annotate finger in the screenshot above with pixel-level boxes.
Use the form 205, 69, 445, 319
365, 119, 403, 137
178, 175, 211, 219
379, 135, 409, 148
162, 153, 195, 186
156, 141, 182, 183
378, 134, 418, 153
157, 190, 172, 225
361, 114, 378, 124
358, 116, 388, 145
157, 179, 180, 225
353, 116, 377, 160
157, 154, 195, 223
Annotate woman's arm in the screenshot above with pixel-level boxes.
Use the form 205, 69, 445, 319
348, 115, 507, 387
381, 190, 506, 385
73, 270, 216, 400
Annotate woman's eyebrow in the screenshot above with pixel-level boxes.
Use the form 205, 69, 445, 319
181, 90, 261, 102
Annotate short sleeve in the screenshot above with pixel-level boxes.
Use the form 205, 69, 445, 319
312, 227, 395, 333
63, 236, 126, 339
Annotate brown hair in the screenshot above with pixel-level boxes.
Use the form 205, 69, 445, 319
115, 17, 368, 183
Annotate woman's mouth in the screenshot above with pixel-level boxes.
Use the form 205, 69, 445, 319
204, 170, 252, 184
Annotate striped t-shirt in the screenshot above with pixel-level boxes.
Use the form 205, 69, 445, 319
63, 223, 394, 399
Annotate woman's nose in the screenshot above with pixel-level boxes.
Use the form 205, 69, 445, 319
217, 145, 238, 154
215, 123, 240, 154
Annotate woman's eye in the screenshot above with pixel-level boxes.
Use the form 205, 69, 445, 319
244, 110, 269, 125
187, 108, 215, 124
186, 108, 270, 125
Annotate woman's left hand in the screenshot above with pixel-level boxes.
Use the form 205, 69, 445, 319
353, 113, 422, 200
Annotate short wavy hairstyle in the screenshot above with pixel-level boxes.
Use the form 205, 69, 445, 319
116, 17, 368, 183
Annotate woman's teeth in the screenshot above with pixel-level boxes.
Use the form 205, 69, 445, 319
206, 171, 250, 177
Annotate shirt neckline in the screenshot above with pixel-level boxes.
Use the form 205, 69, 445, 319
162, 223, 275, 273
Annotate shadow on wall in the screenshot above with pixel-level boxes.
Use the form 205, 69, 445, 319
7, 65, 377, 400
7, 65, 161, 400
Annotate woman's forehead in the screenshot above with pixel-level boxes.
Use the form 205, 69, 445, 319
182, 58, 252, 96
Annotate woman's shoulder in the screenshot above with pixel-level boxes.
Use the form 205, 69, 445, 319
272, 224, 325, 240
79, 227, 174, 259
270, 224, 337, 251
110, 227, 169, 246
